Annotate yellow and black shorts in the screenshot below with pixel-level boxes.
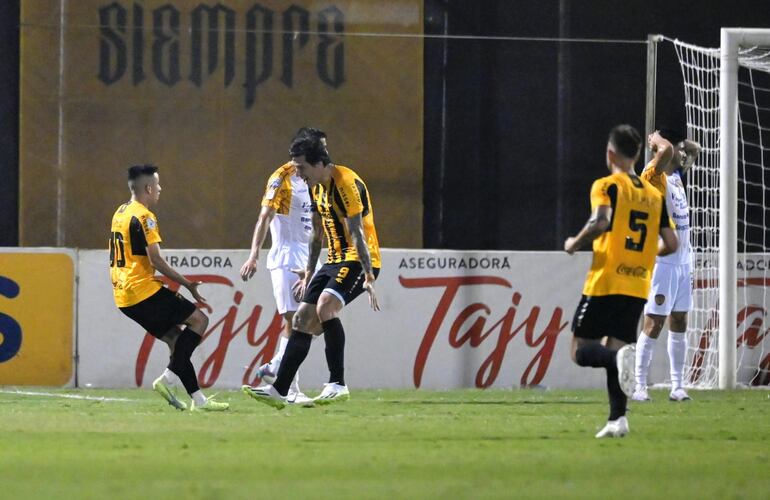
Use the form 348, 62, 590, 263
303, 262, 380, 306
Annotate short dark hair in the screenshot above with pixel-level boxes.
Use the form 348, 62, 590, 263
608, 125, 642, 159
657, 127, 685, 146
289, 134, 331, 165
294, 127, 327, 141
127, 164, 158, 180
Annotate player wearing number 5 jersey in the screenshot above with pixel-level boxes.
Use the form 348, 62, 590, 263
564, 125, 678, 438
110, 164, 227, 412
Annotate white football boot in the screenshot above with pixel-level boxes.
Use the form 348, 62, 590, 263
616, 345, 637, 397
255, 362, 277, 385
287, 391, 315, 407
631, 386, 651, 402
669, 387, 692, 401
241, 384, 286, 410
313, 383, 350, 405
595, 416, 630, 438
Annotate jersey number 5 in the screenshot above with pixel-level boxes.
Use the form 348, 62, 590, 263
109, 232, 126, 267
625, 210, 649, 252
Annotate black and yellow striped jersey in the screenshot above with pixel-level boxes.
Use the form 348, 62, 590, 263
582, 172, 671, 299
109, 200, 163, 307
311, 165, 381, 268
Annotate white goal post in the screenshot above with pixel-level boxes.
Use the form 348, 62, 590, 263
646, 28, 770, 389
719, 29, 770, 389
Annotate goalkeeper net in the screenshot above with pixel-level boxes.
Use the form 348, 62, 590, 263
670, 36, 770, 388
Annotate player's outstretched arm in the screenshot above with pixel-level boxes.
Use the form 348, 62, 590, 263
240, 205, 276, 281
346, 213, 379, 311
564, 205, 612, 254
147, 243, 206, 303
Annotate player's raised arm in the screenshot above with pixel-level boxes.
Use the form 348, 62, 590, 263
346, 213, 379, 311
146, 243, 206, 303
240, 205, 277, 281
564, 205, 612, 254
646, 131, 674, 174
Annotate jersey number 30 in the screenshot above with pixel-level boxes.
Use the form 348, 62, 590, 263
109, 232, 126, 267
625, 210, 649, 252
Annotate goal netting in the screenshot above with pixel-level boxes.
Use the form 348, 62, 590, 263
670, 34, 770, 388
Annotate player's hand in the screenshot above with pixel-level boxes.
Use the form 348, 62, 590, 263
239, 257, 258, 281
364, 273, 380, 311
648, 131, 660, 152
187, 281, 207, 303
291, 268, 309, 301
564, 237, 578, 255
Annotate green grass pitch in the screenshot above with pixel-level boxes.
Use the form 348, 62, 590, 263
0, 388, 768, 499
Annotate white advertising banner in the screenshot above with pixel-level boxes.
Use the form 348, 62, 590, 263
79, 249, 684, 390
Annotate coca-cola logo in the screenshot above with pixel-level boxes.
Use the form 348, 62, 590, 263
616, 263, 648, 278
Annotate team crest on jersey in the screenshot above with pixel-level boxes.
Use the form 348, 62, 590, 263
145, 218, 156, 230
265, 178, 282, 200
655, 294, 666, 305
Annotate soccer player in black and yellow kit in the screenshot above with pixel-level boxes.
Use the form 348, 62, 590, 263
110, 165, 227, 412
564, 125, 678, 437
244, 132, 381, 409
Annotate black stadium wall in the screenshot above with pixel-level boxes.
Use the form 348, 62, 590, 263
423, 0, 770, 250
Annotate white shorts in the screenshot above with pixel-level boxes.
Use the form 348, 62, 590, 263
644, 262, 692, 316
270, 267, 301, 315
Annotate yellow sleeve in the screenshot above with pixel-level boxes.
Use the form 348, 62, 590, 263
141, 212, 162, 245
589, 178, 612, 210
261, 171, 290, 211
641, 161, 667, 195
337, 174, 365, 217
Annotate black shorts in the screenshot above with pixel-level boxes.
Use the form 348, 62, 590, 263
571, 294, 646, 344
303, 262, 381, 306
119, 287, 197, 339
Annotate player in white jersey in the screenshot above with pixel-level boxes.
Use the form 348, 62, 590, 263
633, 129, 702, 402
239, 128, 326, 406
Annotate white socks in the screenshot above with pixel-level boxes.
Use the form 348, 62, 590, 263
161, 368, 180, 386
635, 332, 657, 389
668, 330, 687, 389
269, 335, 290, 372
635, 330, 688, 389
191, 390, 207, 406
289, 373, 300, 395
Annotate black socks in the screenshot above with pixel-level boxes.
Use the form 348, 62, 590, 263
273, 331, 313, 396
322, 318, 345, 386
575, 343, 626, 420
168, 329, 201, 395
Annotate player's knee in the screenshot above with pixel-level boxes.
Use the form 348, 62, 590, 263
292, 307, 314, 333
643, 317, 665, 338
669, 314, 687, 332
574, 348, 589, 367
188, 309, 208, 333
